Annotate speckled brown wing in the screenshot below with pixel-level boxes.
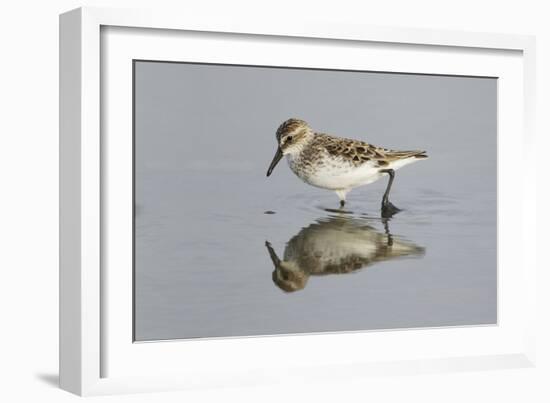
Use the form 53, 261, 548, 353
317, 134, 379, 165
316, 133, 427, 168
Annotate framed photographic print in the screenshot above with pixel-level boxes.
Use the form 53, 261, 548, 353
59, 7, 537, 396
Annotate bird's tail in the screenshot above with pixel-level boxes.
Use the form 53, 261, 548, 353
386, 150, 428, 160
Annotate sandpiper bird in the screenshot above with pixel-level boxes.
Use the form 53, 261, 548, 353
265, 216, 425, 292
266, 119, 428, 217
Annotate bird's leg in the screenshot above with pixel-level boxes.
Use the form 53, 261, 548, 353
380, 169, 401, 218
335, 189, 347, 209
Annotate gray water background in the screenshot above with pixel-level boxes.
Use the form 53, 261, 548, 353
134, 61, 497, 341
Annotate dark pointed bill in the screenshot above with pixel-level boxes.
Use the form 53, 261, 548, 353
266, 147, 283, 177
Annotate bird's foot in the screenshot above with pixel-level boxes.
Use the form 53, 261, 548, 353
339, 200, 346, 209
381, 201, 401, 219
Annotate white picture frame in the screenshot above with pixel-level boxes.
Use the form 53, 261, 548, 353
59, 6, 537, 396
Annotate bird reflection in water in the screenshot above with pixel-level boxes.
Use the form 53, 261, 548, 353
265, 216, 425, 292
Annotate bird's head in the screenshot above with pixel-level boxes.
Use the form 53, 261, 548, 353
265, 240, 309, 292
272, 262, 309, 292
266, 118, 314, 177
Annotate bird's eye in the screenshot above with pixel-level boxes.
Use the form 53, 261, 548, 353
286, 136, 293, 143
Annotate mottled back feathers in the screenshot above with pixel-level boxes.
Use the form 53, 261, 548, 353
310, 133, 427, 168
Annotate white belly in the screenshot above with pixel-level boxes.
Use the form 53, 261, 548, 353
288, 157, 383, 191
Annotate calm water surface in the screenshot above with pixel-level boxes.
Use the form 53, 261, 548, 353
135, 168, 496, 340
